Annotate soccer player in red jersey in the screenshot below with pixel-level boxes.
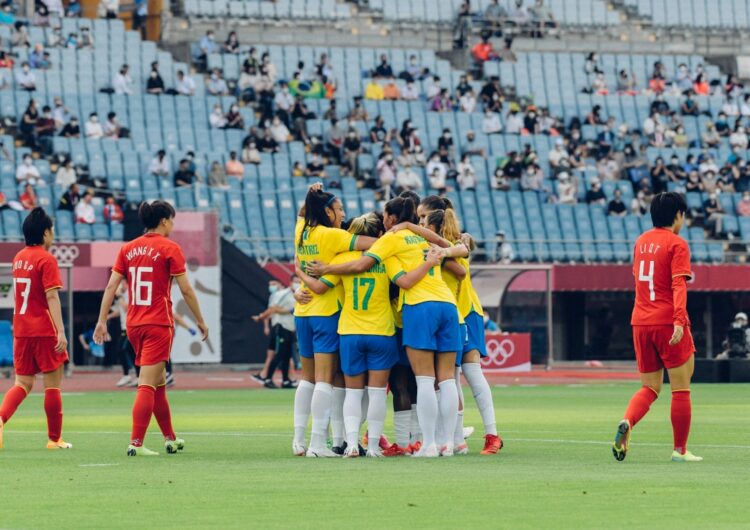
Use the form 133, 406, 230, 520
94, 201, 208, 456
613, 192, 702, 463
0, 208, 71, 450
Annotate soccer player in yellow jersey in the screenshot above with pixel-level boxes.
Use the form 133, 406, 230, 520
293, 186, 378, 457
308, 197, 467, 457
296, 212, 441, 457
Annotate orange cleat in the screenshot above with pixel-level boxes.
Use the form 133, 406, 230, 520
382, 443, 408, 457
47, 439, 73, 450
480, 434, 503, 455
406, 440, 422, 455
362, 432, 391, 450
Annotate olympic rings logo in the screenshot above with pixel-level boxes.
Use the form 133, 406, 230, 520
49, 245, 80, 265
483, 338, 515, 367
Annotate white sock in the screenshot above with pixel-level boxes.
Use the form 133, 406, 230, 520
435, 389, 445, 446
360, 388, 369, 427
438, 379, 458, 449
343, 388, 364, 449
293, 380, 314, 445
310, 382, 333, 450
331, 386, 346, 447
409, 405, 421, 444
454, 410, 465, 446
366, 386, 387, 450
463, 363, 497, 436
415, 376, 438, 447
393, 410, 411, 447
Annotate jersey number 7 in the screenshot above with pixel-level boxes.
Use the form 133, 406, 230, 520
638, 260, 655, 301
13, 278, 31, 315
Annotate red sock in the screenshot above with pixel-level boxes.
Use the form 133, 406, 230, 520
153, 384, 176, 441
623, 386, 659, 428
44, 388, 63, 442
671, 390, 692, 454
0, 385, 29, 423
131, 385, 156, 447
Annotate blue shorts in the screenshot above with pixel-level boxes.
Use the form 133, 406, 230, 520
394, 327, 409, 366
455, 323, 469, 366
463, 312, 487, 357
402, 301, 459, 353
339, 334, 399, 376
295, 314, 340, 359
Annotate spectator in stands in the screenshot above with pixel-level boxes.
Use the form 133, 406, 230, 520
586, 104, 605, 126
326, 119, 345, 164
365, 79, 384, 100
66, 0, 81, 17
225, 104, 244, 130
530, 0, 557, 36
174, 70, 195, 96
60, 116, 80, 138
66, 32, 80, 49
426, 75, 442, 100
699, 155, 719, 177
630, 189, 649, 215
453, 1, 472, 49
493, 168, 511, 191
258, 127, 279, 153
702, 120, 721, 148
20, 183, 37, 210
463, 130, 486, 158
383, 79, 400, 100
28, 43, 50, 69
146, 68, 165, 95
702, 169, 719, 194
0, 50, 14, 71
481, 108, 502, 135
209, 161, 228, 188
737, 191, 750, 217
376, 152, 397, 189
401, 81, 419, 100
730, 123, 749, 151
584, 52, 601, 78
98, 0, 119, 19
270, 116, 291, 143
725, 74, 743, 98
524, 106, 540, 135
426, 152, 448, 190
75, 191, 95, 223
715, 112, 731, 137
241, 142, 260, 165
342, 129, 362, 178
585, 179, 606, 205
703, 193, 725, 237
685, 170, 703, 193
225, 151, 245, 178
616, 70, 637, 95
35, 105, 55, 154
103, 196, 124, 223
174, 159, 195, 188
497, 36, 517, 63
520, 163, 543, 192
459, 88, 477, 113
456, 154, 476, 190
556, 172, 577, 204
472, 35, 498, 65
649, 61, 667, 93
18, 99, 38, 149
672, 63, 693, 93
680, 91, 700, 116
741, 94, 750, 117
323, 100, 338, 121
84, 112, 103, 138
290, 97, 312, 144
58, 183, 80, 212
273, 82, 294, 126
209, 104, 227, 129
112, 64, 133, 95
607, 188, 627, 217
722, 96, 740, 117
16, 155, 42, 186
16, 61, 36, 91
595, 152, 618, 181
243, 47, 259, 71
0, 3, 15, 24
305, 153, 326, 179
505, 106, 523, 134
437, 128, 455, 159
396, 161, 422, 192
494, 230, 514, 263
224, 31, 240, 54
484, 0, 507, 33
207, 68, 229, 96
479, 76, 503, 111
692, 73, 709, 95
508, 0, 530, 27
369, 116, 390, 144
55, 158, 77, 188
349, 97, 368, 121
79, 26, 94, 49
149, 149, 170, 177
51, 96, 70, 129
103, 111, 128, 139
11, 22, 30, 48
374, 54, 394, 78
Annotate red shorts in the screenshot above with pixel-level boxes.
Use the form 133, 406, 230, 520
632, 325, 695, 373
127, 325, 174, 367
14, 337, 69, 376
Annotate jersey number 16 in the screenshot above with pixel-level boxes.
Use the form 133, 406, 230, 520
129, 267, 153, 306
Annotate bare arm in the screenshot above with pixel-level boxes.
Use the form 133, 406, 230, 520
78, 333, 90, 351
94, 271, 123, 344
393, 247, 444, 290
46, 288, 68, 353
307, 255, 376, 277
295, 258, 331, 295
173, 311, 190, 330
389, 222, 452, 248
175, 274, 209, 340
353, 235, 378, 251
442, 258, 467, 280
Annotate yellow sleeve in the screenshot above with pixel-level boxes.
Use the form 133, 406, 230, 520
320, 252, 348, 288
365, 233, 398, 263
384, 256, 405, 283
321, 226, 358, 254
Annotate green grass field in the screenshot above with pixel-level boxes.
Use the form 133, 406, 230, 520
0, 384, 748, 529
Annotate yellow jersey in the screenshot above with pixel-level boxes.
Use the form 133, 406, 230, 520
365, 230, 455, 307
462, 260, 484, 318
294, 218, 358, 317
391, 298, 403, 329
442, 256, 468, 324
321, 251, 404, 336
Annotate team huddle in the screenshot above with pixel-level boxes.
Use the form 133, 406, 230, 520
291, 184, 501, 457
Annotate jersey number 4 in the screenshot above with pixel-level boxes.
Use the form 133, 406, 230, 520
352, 277, 375, 310
129, 267, 153, 306
638, 260, 655, 301
13, 278, 31, 315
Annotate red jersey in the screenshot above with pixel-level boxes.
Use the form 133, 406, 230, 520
631, 228, 692, 327
112, 233, 186, 329
12, 245, 63, 338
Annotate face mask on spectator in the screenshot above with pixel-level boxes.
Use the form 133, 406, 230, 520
24, 157, 32, 166
91, 116, 98, 123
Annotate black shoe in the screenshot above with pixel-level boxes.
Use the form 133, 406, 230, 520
264, 379, 278, 389
251, 373, 266, 384
282, 379, 298, 388
331, 443, 346, 455
358, 444, 366, 456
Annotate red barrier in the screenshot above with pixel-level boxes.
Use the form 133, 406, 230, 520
481, 332, 532, 372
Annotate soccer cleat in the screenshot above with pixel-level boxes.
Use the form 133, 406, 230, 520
440, 444, 454, 457
366, 448, 384, 458
671, 450, 703, 462
305, 447, 340, 458
406, 440, 422, 455
455, 442, 469, 455
382, 443, 408, 457
612, 419, 631, 462
412, 443, 439, 458
480, 434, 503, 455
47, 439, 73, 449
463, 426, 475, 439
282, 380, 298, 389
116, 375, 132, 387
264, 379, 278, 389
165, 438, 185, 454
250, 373, 266, 384
361, 432, 390, 450
331, 443, 346, 456
292, 441, 307, 456
343, 445, 360, 458
127, 445, 159, 456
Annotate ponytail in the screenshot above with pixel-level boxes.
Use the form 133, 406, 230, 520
384, 196, 416, 224
426, 208, 461, 243
347, 211, 384, 238
298, 189, 337, 248
139, 200, 175, 230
